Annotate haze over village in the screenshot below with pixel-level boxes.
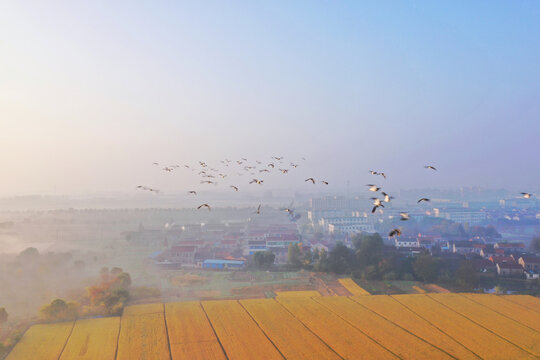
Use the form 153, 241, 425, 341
1, 1, 540, 359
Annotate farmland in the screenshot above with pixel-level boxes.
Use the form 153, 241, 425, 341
6, 294, 540, 359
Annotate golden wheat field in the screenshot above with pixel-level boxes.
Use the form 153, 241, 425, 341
7, 294, 540, 360
274, 290, 321, 298
338, 278, 370, 295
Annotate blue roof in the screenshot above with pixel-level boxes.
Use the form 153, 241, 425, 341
203, 259, 245, 265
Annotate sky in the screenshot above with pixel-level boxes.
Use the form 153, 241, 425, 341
0, 1, 539, 196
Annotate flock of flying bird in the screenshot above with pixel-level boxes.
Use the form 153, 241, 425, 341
138, 156, 325, 220
138, 159, 535, 236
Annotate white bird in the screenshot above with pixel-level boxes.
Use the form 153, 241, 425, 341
230, 185, 239, 191
521, 192, 532, 199
424, 165, 437, 171
367, 184, 380, 192
305, 178, 315, 184
321, 181, 329, 185
400, 212, 410, 221
381, 192, 393, 202
250, 179, 263, 185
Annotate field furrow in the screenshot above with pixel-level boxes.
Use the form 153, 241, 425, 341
277, 297, 397, 359
337, 278, 370, 296
240, 298, 340, 360
6, 322, 74, 360
59, 317, 120, 360
392, 294, 535, 359
428, 293, 540, 356
165, 301, 226, 360
462, 293, 540, 332
314, 296, 450, 359
351, 295, 479, 360
501, 295, 540, 313
117, 305, 171, 360
202, 300, 283, 360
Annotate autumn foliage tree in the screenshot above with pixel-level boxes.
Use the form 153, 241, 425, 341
86, 268, 132, 315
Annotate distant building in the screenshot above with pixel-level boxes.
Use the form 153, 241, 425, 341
494, 242, 526, 252
323, 217, 374, 234
436, 208, 487, 224
518, 256, 540, 272
244, 240, 267, 255
394, 237, 420, 248
496, 262, 524, 277
472, 259, 497, 273
202, 259, 245, 270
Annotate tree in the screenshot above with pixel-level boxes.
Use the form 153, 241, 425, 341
455, 261, 478, 291
413, 254, 439, 283
253, 251, 275, 269
0, 307, 7, 324
530, 234, 540, 252
318, 243, 355, 274
18, 247, 39, 258
115, 272, 132, 288
40, 299, 78, 321
354, 233, 384, 269
287, 244, 301, 267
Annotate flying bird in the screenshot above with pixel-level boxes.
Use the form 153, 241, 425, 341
321, 181, 329, 185
400, 212, 410, 221
417, 198, 430, 203
305, 178, 315, 184
381, 192, 393, 202
424, 165, 437, 171
259, 169, 270, 173
197, 204, 211, 211
153, 162, 160, 166
268, 163, 275, 168
200, 180, 215, 184
389, 229, 402, 237
187, 191, 197, 195
230, 185, 239, 191
254, 204, 261, 214
279, 169, 289, 174
249, 179, 263, 185
367, 184, 380, 192
163, 167, 173, 172
371, 198, 384, 207
521, 192, 532, 199
371, 205, 382, 214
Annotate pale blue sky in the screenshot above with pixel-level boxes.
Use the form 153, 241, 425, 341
0, 1, 539, 195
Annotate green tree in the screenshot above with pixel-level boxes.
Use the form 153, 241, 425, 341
413, 254, 439, 283
353, 233, 384, 269
318, 243, 355, 274
18, 247, 39, 258
40, 299, 80, 321
0, 307, 7, 324
287, 243, 301, 267
115, 272, 132, 288
253, 251, 275, 269
455, 261, 478, 291
530, 234, 540, 252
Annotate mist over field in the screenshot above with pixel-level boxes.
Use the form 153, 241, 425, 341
1, 1, 540, 359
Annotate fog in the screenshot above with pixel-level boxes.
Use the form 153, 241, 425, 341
1, 1, 540, 358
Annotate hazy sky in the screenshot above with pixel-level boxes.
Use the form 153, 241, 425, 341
1, 1, 539, 196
